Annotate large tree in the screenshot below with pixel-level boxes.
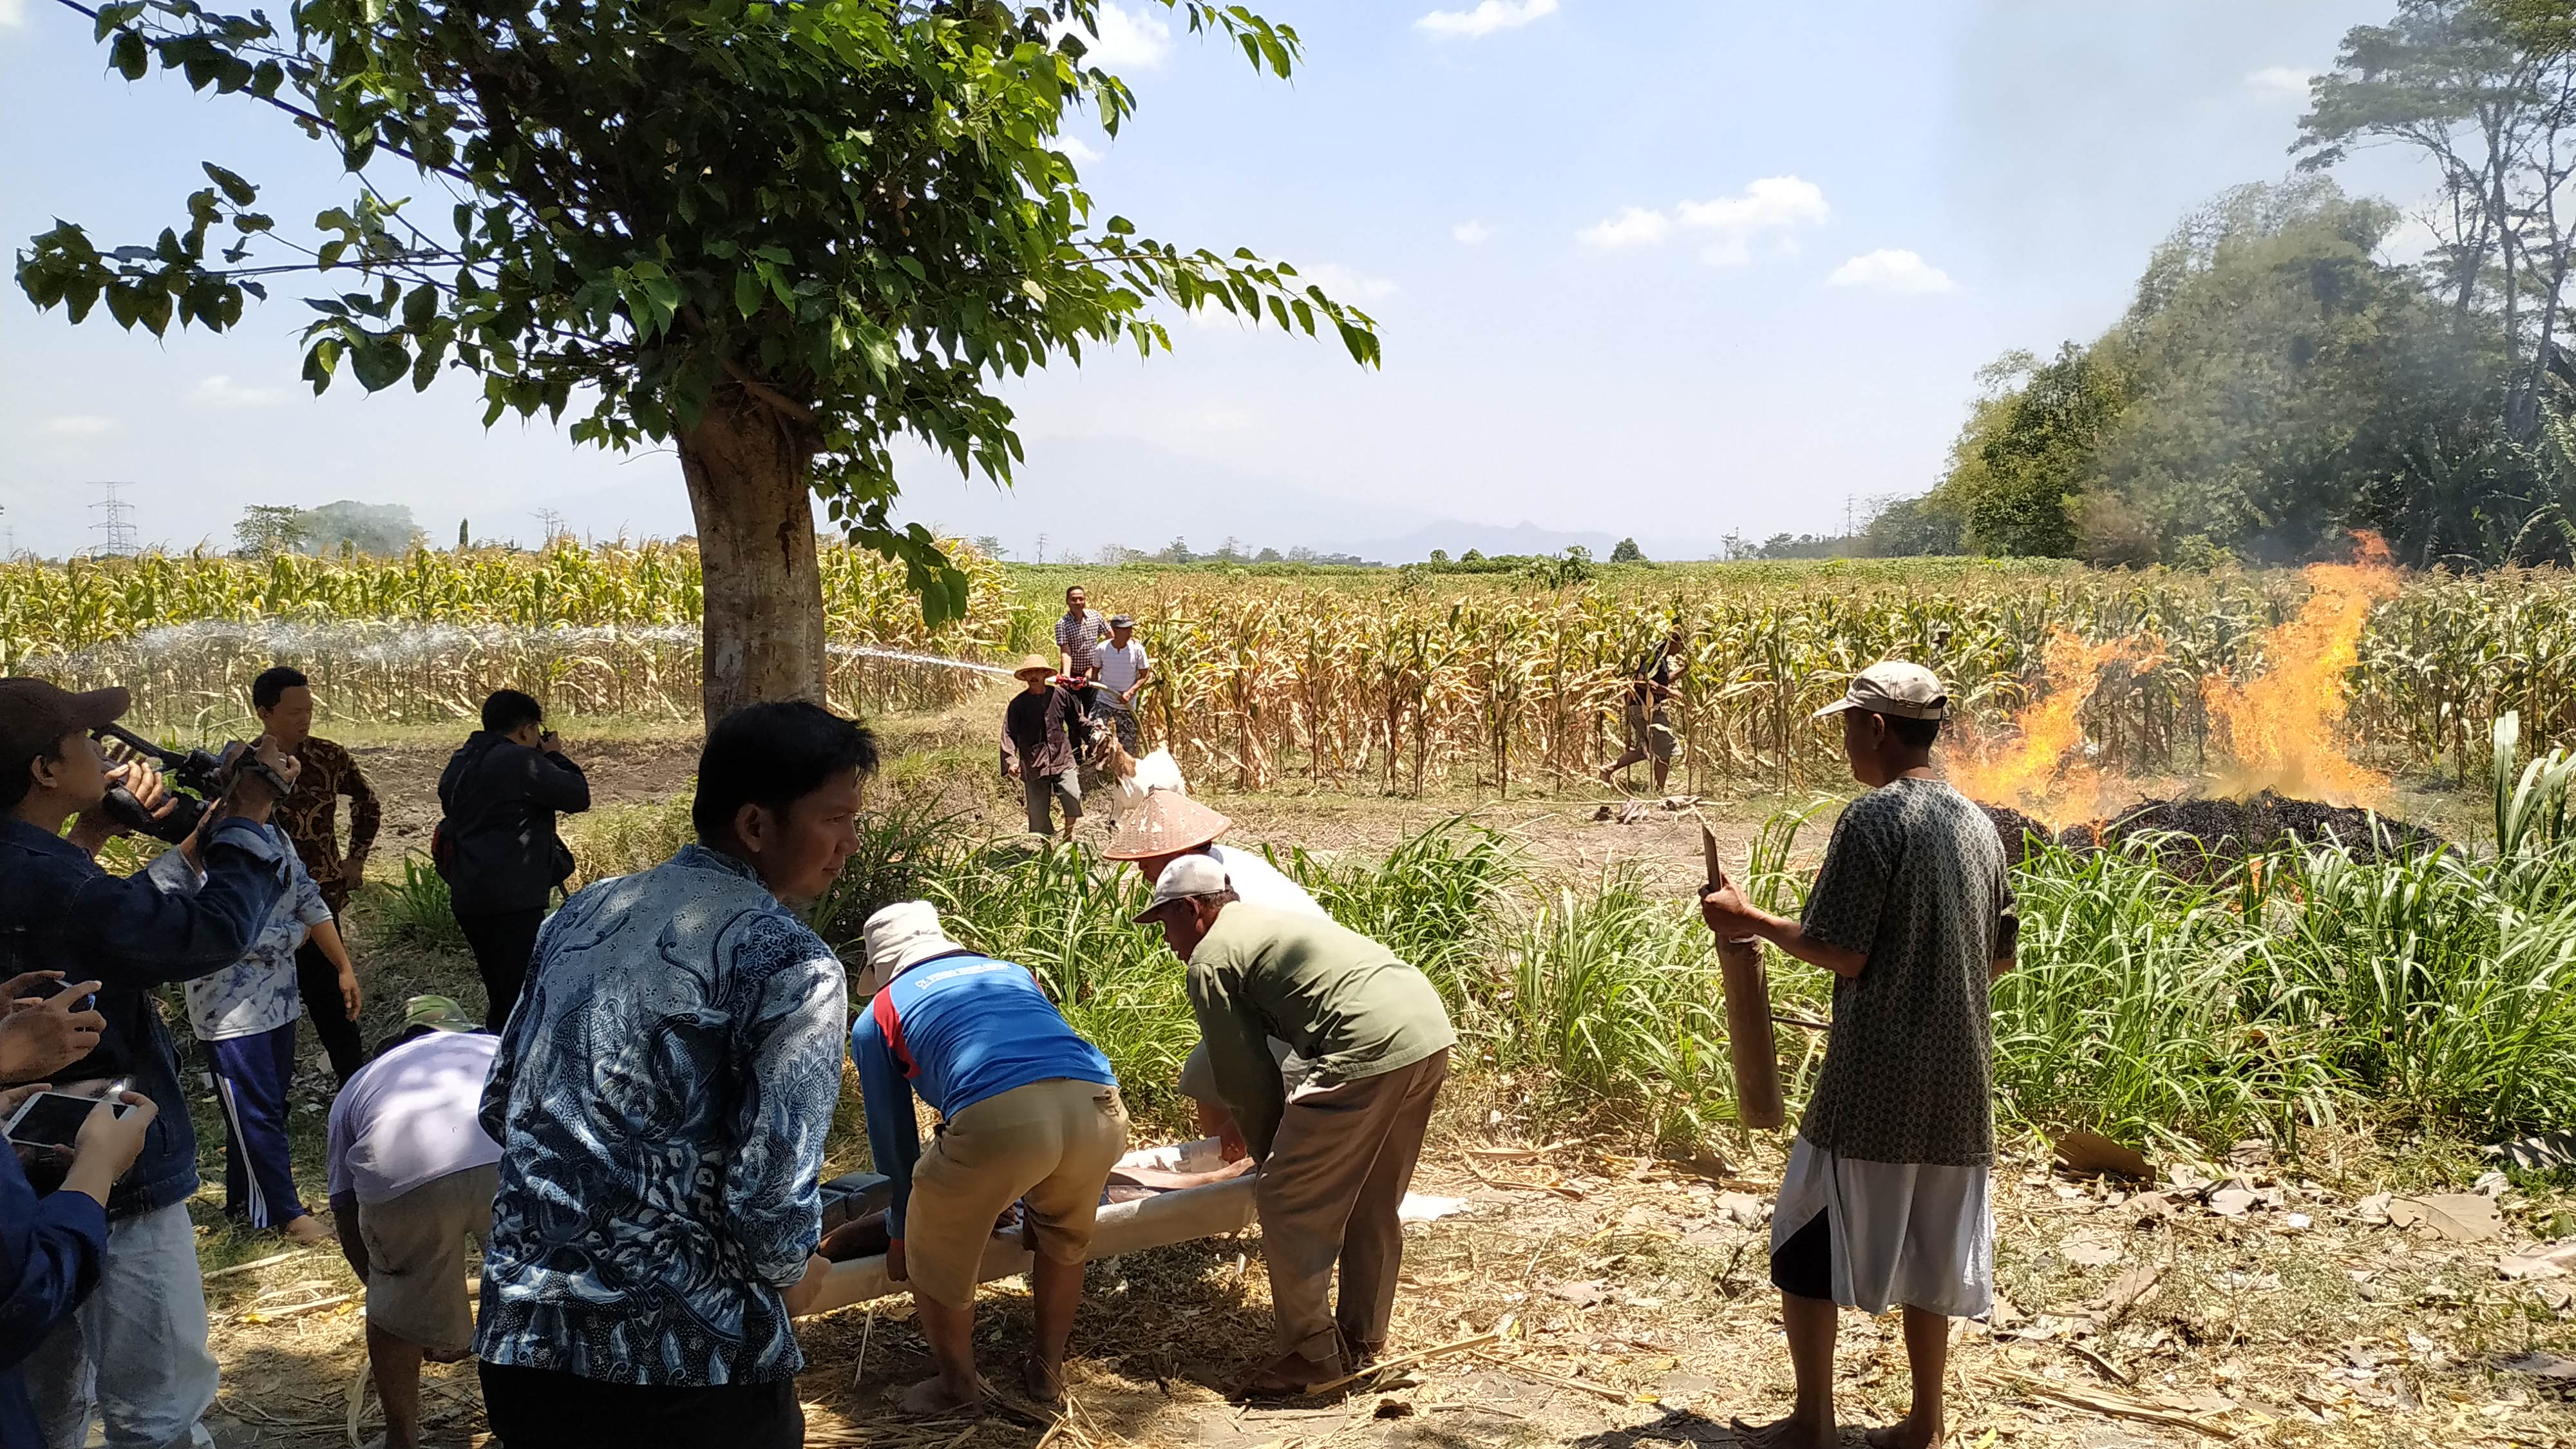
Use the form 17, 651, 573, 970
15, 0, 1378, 717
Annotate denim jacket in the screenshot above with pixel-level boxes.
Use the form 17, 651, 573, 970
0, 815, 287, 1219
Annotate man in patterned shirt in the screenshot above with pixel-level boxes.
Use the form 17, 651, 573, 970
151, 816, 354, 1245
474, 701, 874, 1448
1698, 661, 2017, 1449
1054, 583, 1107, 681
253, 666, 376, 1083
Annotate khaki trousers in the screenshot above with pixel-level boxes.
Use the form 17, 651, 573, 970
1255, 1048, 1449, 1365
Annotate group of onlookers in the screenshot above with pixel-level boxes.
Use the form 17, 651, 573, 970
1, 650, 2017, 1449
1004, 585, 1155, 840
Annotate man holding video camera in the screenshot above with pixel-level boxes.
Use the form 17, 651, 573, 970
0, 678, 298, 1449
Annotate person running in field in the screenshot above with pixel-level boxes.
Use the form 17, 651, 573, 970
253, 665, 377, 1085
851, 902, 1127, 1414
1091, 615, 1151, 756
1602, 623, 1687, 794
1001, 657, 1084, 842
1695, 661, 2018, 1449
1055, 585, 1108, 682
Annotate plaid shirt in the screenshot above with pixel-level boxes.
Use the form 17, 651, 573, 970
275, 735, 379, 914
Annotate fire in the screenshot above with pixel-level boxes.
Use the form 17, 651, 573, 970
1949, 630, 2152, 826
2201, 534, 2400, 806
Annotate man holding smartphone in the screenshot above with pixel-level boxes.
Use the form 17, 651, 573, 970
0, 677, 296, 1449
1, 967, 158, 1449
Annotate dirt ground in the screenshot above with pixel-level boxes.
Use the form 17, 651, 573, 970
179, 714, 2575, 1449
198, 1128, 2576, 1448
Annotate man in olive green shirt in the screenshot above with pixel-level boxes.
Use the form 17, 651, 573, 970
1137, 856, 1455, 1396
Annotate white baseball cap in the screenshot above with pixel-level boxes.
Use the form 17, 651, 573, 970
1812, 660, 1948, 721
1133, 853, 1232, 922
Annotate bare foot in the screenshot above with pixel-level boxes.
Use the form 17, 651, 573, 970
280, 1213, 332, 1245
1862, 1419, 1938, 1449
1728, 1412, 1835, 1449
898, 1374, 985, 1416
1022, 1356, 1065, 1405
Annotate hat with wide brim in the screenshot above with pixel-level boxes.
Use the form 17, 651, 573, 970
1101, 789, 1234, 861
1012, 654, 1056, 681
860, 901, 976, 995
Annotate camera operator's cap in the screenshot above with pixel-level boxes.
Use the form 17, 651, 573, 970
1134, 852, 1232, 923
1013, 654, 1056, 682
1107, 614, 1133, 630
401, 994, 480, 1033
1812, 660, 1948, 721
0, 678, 132, 766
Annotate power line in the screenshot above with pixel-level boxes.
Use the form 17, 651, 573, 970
87, 482, 140, 558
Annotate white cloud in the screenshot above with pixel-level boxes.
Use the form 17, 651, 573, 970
1452, 220, 1493, 245
1415, 0, 1558, 41
1191, 406, 1252, 431
1300, 263, 1399, 301
43, 415, 113, 437
2244, 66, 2314, 100
1678, 175, 1830, 267
0, 0, 24, 29
1058, 135, 1103, 164
1827, 249, 1959, 295
1576, 206, 1672, 249
190, 374, 285, 410
1083, 2, 1171, 69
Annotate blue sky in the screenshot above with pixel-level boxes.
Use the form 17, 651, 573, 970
0, 0, 2422, 561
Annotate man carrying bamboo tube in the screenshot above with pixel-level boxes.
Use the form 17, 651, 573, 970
1697, 661, 2018, 1449
1136, 857, 1455, 1396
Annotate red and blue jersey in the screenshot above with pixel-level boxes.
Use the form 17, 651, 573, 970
849, 952, 1115, 1239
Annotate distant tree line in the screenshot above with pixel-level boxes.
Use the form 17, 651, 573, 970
1868, 0, 2576, 570
233, 501, 425, 559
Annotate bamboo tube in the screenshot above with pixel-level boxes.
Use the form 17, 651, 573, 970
1704, 824, 1786, 1130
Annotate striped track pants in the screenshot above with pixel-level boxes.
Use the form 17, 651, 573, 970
204, 1021, 307, 1227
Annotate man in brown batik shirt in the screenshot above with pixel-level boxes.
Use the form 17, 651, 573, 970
254, 665, 376, 1084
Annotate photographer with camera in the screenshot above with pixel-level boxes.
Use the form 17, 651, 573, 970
436, 690, 589, 1028
0, 678, 297, 1449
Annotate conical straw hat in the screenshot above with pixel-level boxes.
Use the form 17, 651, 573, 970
1101, 789, 1234, 860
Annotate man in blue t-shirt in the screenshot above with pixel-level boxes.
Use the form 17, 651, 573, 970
853, 902, 1128, 1414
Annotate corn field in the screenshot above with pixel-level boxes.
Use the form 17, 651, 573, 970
8, 548, 2576, 793
1112, 562, 2576, 794
0, 542, 1014, 726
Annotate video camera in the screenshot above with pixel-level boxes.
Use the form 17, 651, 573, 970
89, 724, 292, 845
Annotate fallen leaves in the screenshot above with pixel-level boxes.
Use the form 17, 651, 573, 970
2056, 1130, 2154, 1181
2386, 1194, 2503, 1244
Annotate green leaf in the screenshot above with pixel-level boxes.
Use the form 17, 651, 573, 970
201, 163, 258, 206
734, 268, 764, 319
109, 30, 148, 80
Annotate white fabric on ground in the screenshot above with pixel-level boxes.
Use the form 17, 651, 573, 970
1769, 1134, 1993, 1318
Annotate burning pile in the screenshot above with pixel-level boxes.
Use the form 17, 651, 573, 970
1982, 795, 2442, 871
1954, 536, 2438, 871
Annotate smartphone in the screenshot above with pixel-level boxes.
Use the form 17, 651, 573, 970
5, 1092, 129, 1150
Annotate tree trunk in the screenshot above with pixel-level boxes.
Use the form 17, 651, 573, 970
679, 404, 828, 724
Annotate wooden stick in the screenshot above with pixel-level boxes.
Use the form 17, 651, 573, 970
1705, 824, 1786, 1130
204, 1248, 314, 1280
1298, 1331, 1501, 1397
1466, 1350, 1637, 1403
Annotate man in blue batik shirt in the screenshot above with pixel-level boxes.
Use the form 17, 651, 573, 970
474, 701, 876, 1449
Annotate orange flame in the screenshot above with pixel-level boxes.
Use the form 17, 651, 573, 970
1949, 630, 2150, 826
2200, 534, 2400, 805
